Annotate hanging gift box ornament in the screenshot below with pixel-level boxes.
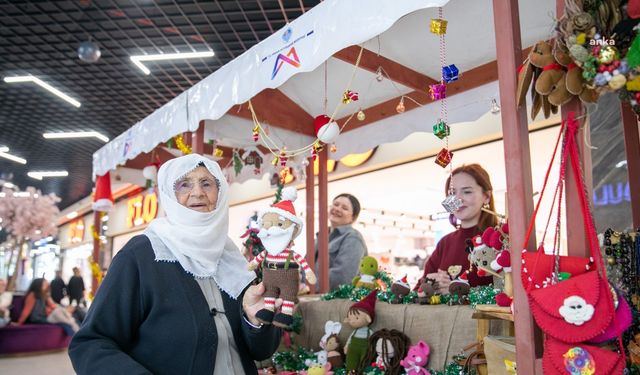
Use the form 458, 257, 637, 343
342, 90, 359, 104
357, 110, 366, 121
252, 125, 260, 142
429, 83, 447, 100
311, 141, 323, 161
314, 115, 340, 144
279, 149, 288, 167
441, 193, 463, 213
432, 119, 450, 139
213, 148, 224, 158
430, 18, 448, 35
435, 148, 453, 168
442, 64, 459, 83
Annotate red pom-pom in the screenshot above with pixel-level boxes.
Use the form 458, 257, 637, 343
496, 250, 511, 268
481, 227, 494, 247
495, 293, 512, 307
501, 222, 509, 234
490, 231, 503, 250
477, 268, 486, 277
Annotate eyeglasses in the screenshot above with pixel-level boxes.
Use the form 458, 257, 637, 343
174, 178, 218, 195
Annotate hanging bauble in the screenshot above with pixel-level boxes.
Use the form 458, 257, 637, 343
78, 40, 101, 63
330, 144, 337, 153
314, 115, 340, 144
375, 67, 384, 82
435, 148, 453, 168
396, 98, 405, 113
430, 19, 448, 35
429, 83, 447, 100
442, 64, 459, 83
432, 119, 450, 139
357, 110, 366, 121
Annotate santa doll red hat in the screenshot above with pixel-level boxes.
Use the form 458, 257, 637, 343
259, 187, 303, 238
92, 172, 113, 212
351, 289, 378, 321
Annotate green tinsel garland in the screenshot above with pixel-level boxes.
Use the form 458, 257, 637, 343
468, 285, 499, 308
271, 346, 317, 372
273, 181, 283, 203
362, 366, 385, 375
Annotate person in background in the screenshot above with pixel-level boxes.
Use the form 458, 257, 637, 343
414, 164, 497, 294
67, 267, 85, 307
50, 270, 67, 304
0, 278, 13, 328
69, 154, 280, 375
316, 193, 368, 290
16, 278, 79, 335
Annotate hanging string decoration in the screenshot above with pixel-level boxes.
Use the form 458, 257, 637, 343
174, 135, 192, 155
232, 150, 243, 176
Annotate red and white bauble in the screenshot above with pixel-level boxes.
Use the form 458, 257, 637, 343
313, 115, 340, 144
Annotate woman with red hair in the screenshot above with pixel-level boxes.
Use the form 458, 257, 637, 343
414, 164, 498, 293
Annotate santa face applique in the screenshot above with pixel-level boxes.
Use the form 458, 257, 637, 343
558, 295, 595, 326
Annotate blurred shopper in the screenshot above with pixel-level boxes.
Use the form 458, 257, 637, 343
0, 278, 12, 328
17, 278, 79, 335
50, 270, 67, 304
67, 267, 85, 307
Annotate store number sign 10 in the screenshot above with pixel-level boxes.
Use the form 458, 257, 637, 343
126, 192, 158, 228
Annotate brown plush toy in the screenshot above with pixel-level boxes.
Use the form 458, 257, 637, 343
530, 41, 564, 96
248, 187, 317, 328
416, 278, 439, 305
390, 275, 411, 304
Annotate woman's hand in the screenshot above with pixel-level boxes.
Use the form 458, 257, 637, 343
242, 282, 266, 326
427, 269, 452, 294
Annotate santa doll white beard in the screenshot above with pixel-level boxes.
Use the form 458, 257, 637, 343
257, 225, 295, 255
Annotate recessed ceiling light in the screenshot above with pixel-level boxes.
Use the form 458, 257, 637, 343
0, 149, 27, 164
4, 75, 81, 108
130, 51, 215, 75
43, 131, 109, 143
27, 171, 69, 180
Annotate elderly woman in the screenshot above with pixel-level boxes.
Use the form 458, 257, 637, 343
69, 154, 281, 374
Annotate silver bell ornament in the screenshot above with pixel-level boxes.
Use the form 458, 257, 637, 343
78, 41, 101, 63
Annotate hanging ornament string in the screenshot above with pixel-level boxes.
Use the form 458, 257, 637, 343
247, 45, 365, 159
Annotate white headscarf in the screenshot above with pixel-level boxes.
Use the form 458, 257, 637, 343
144, 154, 255, 299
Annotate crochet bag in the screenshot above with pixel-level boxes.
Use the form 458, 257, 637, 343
542, 336, 625, 374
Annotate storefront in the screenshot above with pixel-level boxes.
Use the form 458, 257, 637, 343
57, 212, 95, 293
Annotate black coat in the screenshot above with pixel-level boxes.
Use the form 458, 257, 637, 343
69, 235, 281, 374
67, 275, 85, 300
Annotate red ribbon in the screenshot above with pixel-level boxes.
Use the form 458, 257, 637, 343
542, 63, 563, 71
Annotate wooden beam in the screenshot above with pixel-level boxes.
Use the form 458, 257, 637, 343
333, 45, 438, 91
229, 88, 315, 137
493, 1, 541, 375
318, 147, 329, 293
192, 121, 205, 154
337, 47, 531, 132
305, 158, 316, 280
621, 102, 640, 227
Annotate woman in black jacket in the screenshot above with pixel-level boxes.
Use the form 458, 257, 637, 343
69, 154, 281, 374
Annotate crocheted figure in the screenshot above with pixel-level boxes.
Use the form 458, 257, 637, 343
352, 256, 379, 289
344, 290, 377, 372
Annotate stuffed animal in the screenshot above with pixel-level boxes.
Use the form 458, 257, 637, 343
491, 250, 513, 307
352, 256, 379, 289
301, 362, 333, 375
466, 235, 498, 278
344, 290, 377, 372
359, 329, 411, 375
390, 275, 411, 304
248, 187, 317, 328
400, 340, 432, 375
319, 321, 343, 369
448, 272, 471, 302
416, 278, 439, 305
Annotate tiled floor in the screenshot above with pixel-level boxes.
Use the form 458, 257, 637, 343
0, 350, 75, 375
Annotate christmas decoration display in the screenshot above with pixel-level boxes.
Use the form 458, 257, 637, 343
142, 163, 159, 190
248, 187, 317, 328
242, 148, 264, 175
465, 235, 498, 278
357, 110, 366, 121
434, 148, 453, 168
352, 256, 379, 289
389, 275, 411, 304
174, 135, 192, 155
416, 278, 439, 305
400, 340, 432, 375
359, 329, 411, 375
429, 18, 448, 35
319, 321, 343, 370
448, 272, 470, 304
432, 120, 450, 140
440, 192, 463, 214
343, 290, 377, 372
441, 64, 459, 83
342, 90, 359, 104
314, 115, 340, 144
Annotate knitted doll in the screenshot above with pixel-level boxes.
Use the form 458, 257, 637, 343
400, 340, 431, 375
390, 275, 411, 304
352, 256, 379, 289
344, 290, 377, 372
319, 321, 343, 369
360, 329, 411, 375
248, 187, 317, 328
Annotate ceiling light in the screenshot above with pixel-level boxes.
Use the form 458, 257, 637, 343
4, 75, 81, 108
0, 147, 8, 152
130, 51, 215, 75
27, 171, 69, 180
616, 160, 627, 168
0, 150, 27, 165
43, 131, 109, 143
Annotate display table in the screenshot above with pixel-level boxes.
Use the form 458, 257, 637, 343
292, 297, 480, 370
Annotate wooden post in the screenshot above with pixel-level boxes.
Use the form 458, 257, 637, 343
92, 211, 101, 295
318, 148, 329, 293
305, 158, 316, 274
621, 102, 640, 227
192, 121, 205, 155
492, 0, 541, 373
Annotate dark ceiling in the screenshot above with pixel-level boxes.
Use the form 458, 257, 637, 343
0, 0, 319, 208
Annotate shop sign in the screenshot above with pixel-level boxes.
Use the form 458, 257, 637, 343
126, 192, 158, 228
69, 219, 85, 244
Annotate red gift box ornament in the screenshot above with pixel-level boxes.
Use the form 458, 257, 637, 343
342, 90, 359, 104
429, 83, 447, 100
435, 148, 453, 168
252, 125, 260, 142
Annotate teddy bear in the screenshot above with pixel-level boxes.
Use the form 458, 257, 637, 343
390, 275, 411, 304
352, 256, 379, 289
416, 278, 439, 305
248, 187, 317, 328
400, 340, 432, 375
